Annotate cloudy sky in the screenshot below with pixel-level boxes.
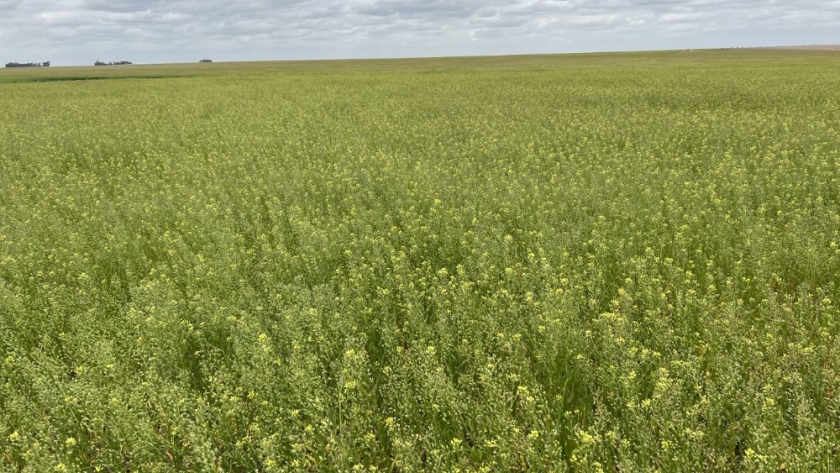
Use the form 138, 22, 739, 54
0, 0, 838, 65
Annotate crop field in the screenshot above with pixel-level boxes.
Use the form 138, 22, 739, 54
1, 49, 840, 472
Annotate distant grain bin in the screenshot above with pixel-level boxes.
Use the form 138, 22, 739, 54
199, 59, 213, 63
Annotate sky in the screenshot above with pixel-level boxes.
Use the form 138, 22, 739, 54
0, 0, 838, 66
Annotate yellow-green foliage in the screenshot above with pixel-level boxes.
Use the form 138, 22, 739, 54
1, 51, 840, 472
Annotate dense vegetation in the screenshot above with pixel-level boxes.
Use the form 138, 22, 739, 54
4, 62, 50, 68
1, 51, 840, 472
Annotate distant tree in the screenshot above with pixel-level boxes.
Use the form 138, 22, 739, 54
5, 62, 46, 68
95, 60, 132, 66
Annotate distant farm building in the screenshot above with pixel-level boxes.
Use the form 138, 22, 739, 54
200, 59, 213, 63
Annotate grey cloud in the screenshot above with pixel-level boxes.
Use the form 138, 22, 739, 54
358, 0, 482, 18
0, 0, 837, 65
80, 0, 160, 13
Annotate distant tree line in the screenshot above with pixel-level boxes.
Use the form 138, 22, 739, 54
5, 61, 50, 68
94, 61, 133, 66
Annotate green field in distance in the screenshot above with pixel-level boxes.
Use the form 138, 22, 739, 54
2, 49, 840, 472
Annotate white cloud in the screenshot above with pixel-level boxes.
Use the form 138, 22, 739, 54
0, 0, 837, 65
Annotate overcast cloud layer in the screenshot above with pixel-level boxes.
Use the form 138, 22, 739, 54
1, 0, 838, 65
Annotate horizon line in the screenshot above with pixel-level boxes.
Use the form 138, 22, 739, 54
4, 44, 839, 69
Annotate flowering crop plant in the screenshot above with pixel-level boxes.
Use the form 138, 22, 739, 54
1, 50, 840, 472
